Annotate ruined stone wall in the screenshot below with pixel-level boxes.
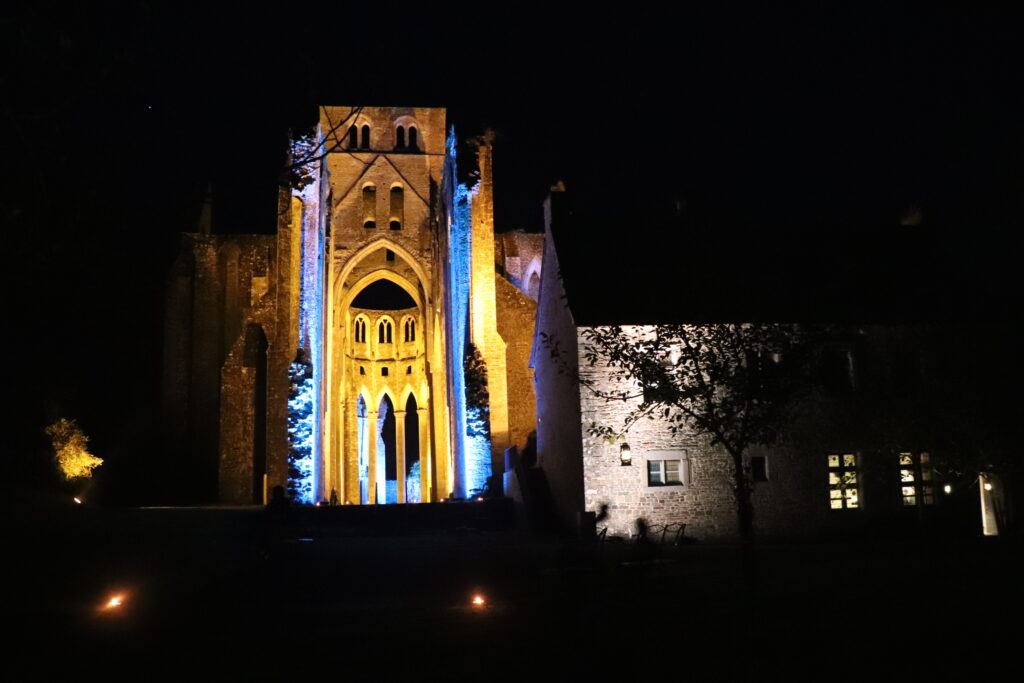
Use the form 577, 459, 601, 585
217, 234, 281, 504
531, 195, 585, 530
495, 275, 537, 454
497, 231, 544, 299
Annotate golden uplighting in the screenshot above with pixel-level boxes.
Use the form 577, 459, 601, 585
471, 594, 486, 607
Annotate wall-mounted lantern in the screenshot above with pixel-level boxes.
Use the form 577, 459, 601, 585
620, 443, 632, 466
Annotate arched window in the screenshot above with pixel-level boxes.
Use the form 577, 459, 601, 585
527, 271, 541, 299
408, 126, 418, 151
348, 126, 358, 149
354, 317, 367, 343
403, 318, 415, 342
360, 125, 371, 149
362, 185, 376, 229
378, 320, 393, 344
396, 125, 406, 149
389, 186, 404, 230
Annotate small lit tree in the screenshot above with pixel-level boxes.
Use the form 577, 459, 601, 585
45, 418, 103, 481
578, 323, 805, 544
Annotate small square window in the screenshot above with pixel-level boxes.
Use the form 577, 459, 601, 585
644, 450, 688, 488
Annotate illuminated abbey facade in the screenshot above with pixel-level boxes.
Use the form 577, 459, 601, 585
164, 106, 541, 505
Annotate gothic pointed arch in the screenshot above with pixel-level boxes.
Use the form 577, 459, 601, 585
334, 238, 431, 301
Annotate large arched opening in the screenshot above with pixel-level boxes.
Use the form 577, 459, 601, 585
329, 240, 436, 505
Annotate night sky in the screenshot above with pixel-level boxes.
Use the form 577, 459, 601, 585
3, 4, 1017, 497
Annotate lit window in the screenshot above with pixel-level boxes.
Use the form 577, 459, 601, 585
648, 459, 683, 486
644, 450, 688, 488
827, 453, 859, 509
899, 452, 934, 506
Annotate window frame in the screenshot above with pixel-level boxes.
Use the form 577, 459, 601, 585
640, 449, 689, 491
899, 451, 935, 507
827, 452, 860, 510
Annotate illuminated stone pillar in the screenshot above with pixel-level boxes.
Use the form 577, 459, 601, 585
395, 409, 406, 503
418, 407, 431, 502
367, 408, 378, 504
343, 399, 359, 504
470, 138, 510, 481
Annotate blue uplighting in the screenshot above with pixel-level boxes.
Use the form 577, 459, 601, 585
446, 127, 491, 498
287, 360, 316, 504
287, 133, 326, 503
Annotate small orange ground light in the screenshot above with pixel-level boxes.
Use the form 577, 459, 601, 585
102, 593, 126, 611
471, 594, 486, 607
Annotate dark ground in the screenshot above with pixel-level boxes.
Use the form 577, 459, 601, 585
7, 501, 1019, 681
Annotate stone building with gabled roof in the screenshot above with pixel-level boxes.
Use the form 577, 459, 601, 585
530, 187, 1014, 539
